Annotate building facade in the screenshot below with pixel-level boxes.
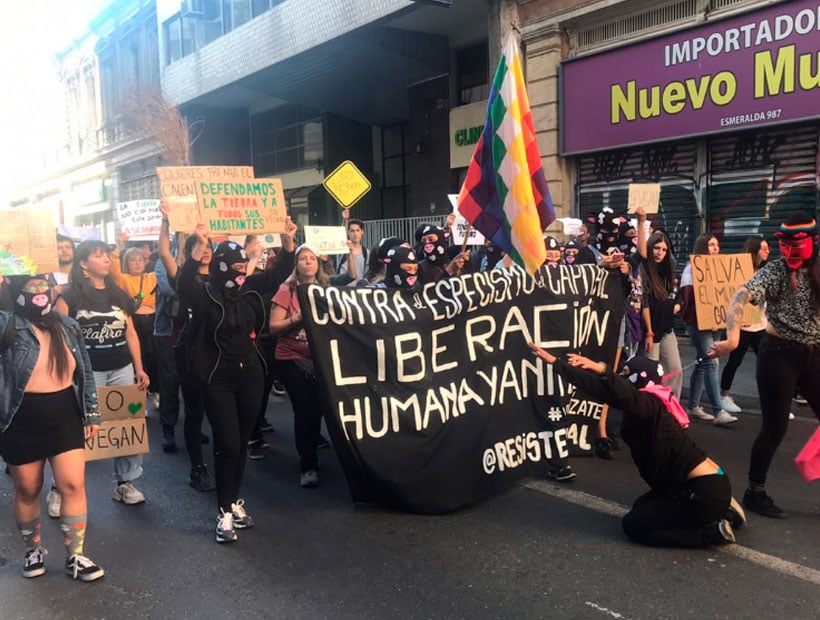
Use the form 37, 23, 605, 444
519, 0, 820, 258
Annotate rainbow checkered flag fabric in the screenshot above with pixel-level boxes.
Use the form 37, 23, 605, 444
456, 33, 555, 273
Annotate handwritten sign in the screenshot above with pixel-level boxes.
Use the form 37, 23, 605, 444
558, 218, 583, 237
156, 166, 255, 232
692, 253, 759, 331
116, 200, 162, 241
198, 177, 286, 234
85, 384, 149, 461
57, 224, 102, 242
323, 160, 371, 208
304, 226, 349, 255
447, 194, 485, 245
0, 208, 59, 275
627, 183, 661, 214
229, 233, 282, 249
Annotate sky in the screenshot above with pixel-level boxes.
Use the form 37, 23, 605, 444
0, 0, 112, 201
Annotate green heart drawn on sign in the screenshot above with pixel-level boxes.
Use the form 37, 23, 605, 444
127, 402, 143, 416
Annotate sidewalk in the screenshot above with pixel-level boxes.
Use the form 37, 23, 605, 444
677, 337, 814, 418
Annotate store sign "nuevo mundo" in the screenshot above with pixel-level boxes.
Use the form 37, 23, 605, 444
561, 0, 820, 154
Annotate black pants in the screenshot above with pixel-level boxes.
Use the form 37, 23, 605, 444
175, 344, 206, 469
250, 336, 277, 443
132, 314, 159, 393
622, 474, 731, 548
156, 336, 180, 427
201, 357, 264, 511
749, 335, 820, 485
720, 329, 763, 392
278, 359, 324, 472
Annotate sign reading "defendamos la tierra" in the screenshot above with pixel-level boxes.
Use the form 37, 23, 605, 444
561, 0, 820, 154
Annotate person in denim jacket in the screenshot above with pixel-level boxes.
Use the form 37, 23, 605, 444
0, 275, 104, 581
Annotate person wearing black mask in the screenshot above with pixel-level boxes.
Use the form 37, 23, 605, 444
380, 245, 420, 290
1, 275, 104, 581
178, 221, 296, 543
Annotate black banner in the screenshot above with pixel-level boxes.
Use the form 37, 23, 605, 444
301, 265, 624, 513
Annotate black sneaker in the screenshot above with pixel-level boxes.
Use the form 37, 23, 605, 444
65, 554, 105, 582
247, 440, 266, 460
594, 438, 613, 460
546, 466, 577, 482
162, 425, 177, 454
704, 519, 736, 545
272, 381, 286, 396
259, 417, 275, 432
23, 547, 47, 578
216, 510, 237, 543
189, 465, 216, 492
743, 489, 787, 519
231, 500, 254, 529
316, 435, 331, 449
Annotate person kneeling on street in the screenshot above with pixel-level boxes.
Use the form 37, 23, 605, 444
528, 344, 745, 548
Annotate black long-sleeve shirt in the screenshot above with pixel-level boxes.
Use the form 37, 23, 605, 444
553, 359, 707, 495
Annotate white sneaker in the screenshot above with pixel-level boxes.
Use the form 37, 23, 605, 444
721, 396, 742, 414
46, 487, 61, 518
231, 499, 254, 529
112, 482, 146, 505
216, 509, 237, 543
689, 406, 715, 421
713, 410, 739, 427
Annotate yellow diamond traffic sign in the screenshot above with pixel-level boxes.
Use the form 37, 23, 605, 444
322, 160, 372, 209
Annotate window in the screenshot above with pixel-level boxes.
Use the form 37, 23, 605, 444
252, 0, 270, 17
251, 105, 324, 176
82, 64, 98, 133
164, 16, 182, 64
456, 43, 489, 105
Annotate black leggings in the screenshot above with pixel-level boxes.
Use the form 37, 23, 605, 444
749, 335, 820, 485
132, 313, 158, 392
175, 345, 206, 469
201, 357, 264, 511
278, 360, 324, 472
622, 474, 731, 548
720, 330, 763, 392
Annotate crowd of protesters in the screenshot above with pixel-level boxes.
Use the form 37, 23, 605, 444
0, 200, 817, 580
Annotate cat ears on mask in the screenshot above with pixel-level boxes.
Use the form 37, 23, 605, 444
543, 235, 562, 251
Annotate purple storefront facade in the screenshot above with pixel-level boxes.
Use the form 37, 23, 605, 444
558, 0, 820, 259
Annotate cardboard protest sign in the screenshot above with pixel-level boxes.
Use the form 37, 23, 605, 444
0, 208, 59, 275
116, 200, 162, 240
85, 384, 149, 461
57, 224, 102, 242
558, 218, 583, 237
627, 183, 661, 214
692, 253, 759, 330
156, 166, 254, 232
447, 194, 485, 245
228, 233, 282, 249
304, 226, 349, 255
197, 177, 286, 234
301, 265, 624, 513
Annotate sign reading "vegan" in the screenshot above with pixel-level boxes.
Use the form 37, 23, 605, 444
561, 0, 820, 154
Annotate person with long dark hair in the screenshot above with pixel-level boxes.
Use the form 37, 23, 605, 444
55, 241, 150, 506
639, 231, 683, 399
269, 244, 330, 488
1, 275, 104, 581
711, 211, 820, 519
177, 220, 296, 542
679, 234, 737, 426
719, 236, 770, 414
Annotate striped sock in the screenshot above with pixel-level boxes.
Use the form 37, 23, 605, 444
17, 517, 41, 551
60, 514, 87, 557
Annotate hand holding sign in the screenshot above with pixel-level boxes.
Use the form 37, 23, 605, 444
628, 183, 661, 214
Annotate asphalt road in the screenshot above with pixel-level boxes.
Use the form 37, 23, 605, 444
0, 346, 818, 619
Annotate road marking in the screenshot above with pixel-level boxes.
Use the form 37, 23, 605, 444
585, 601, 630, 619
523, 480, 820, 587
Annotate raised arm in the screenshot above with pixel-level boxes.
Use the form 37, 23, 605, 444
158, 199, 179, 280
636, 206, 648, 259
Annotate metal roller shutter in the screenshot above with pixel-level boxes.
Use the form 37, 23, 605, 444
707, 123, 819, 255
577, 141, 698, 262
